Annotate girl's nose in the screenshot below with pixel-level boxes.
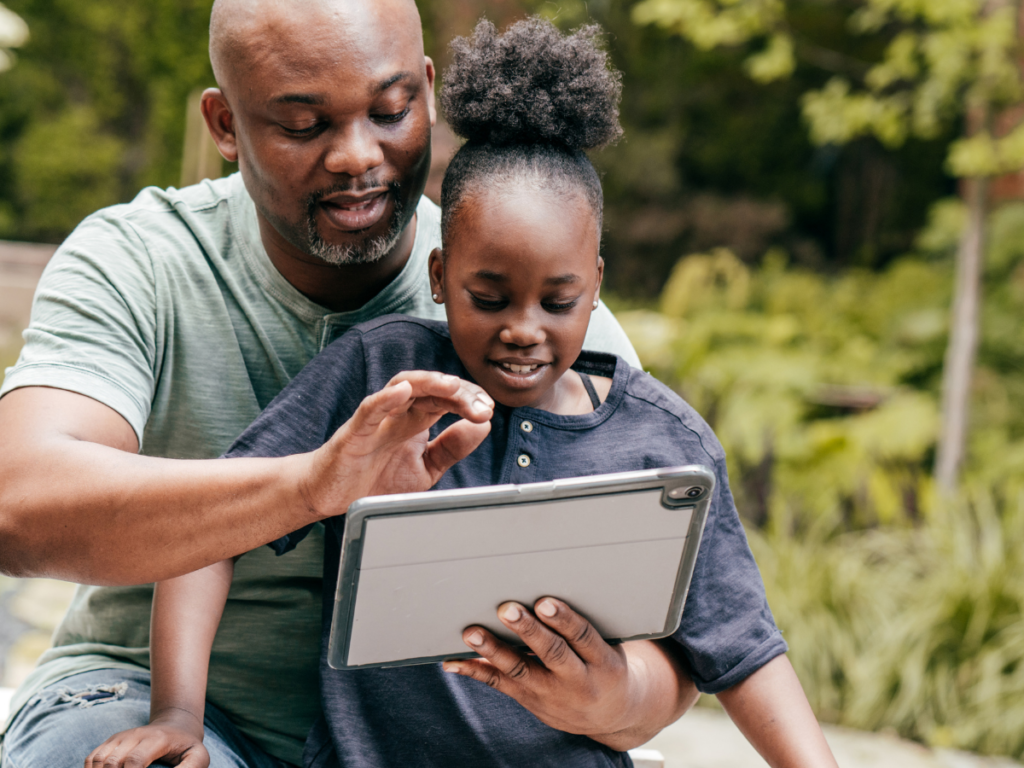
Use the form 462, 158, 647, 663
499, 312, 545, 347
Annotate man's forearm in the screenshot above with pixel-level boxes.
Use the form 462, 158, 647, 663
0, 374, 493, 585
590, 639, 699, 751
0, 434, 316, 584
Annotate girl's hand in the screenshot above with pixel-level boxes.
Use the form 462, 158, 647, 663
443, 597, 684, 749
84, 716, 209, 768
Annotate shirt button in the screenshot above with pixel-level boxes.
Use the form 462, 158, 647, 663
520, 420, 533, 433
517, 454, 531, 468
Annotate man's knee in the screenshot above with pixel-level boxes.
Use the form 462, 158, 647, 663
2, 670, 150, 768
2, 669, 283, 768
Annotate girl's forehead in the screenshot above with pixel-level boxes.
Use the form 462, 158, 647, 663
446, 191, 600, 276
451, 187, 598, 251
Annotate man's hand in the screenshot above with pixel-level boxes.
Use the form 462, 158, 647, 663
84, 715, 209, 768
301, 371, 494, 518
442, 597, 697, 751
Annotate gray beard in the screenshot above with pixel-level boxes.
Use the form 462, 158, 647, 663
305, 190, 408, 266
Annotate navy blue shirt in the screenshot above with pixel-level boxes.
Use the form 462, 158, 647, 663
225, 316, 786, 768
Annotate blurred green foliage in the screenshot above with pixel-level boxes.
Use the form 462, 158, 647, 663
755, 491, 1024, 756
0, 0, 955, 295
620, 199, 1024, 529
0, 0, 216, 242
613, 201, 1024, 755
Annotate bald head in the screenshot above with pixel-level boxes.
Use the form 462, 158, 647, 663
209, 0, 422, 95
200, 0, 435, 276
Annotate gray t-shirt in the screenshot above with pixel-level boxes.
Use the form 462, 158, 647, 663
0, 173, 640, 765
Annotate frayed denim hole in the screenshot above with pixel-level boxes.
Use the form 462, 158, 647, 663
55, 682, 128, 709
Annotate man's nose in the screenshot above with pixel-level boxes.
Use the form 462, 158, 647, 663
499, 309, 545, 347
323, 122, 385, 177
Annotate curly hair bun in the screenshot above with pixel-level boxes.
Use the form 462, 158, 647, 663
441, 17, 623, 152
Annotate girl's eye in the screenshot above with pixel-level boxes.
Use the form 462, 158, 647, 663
544, 299, 579, 312
374, 107, 410, 124
469, 294, 507, 311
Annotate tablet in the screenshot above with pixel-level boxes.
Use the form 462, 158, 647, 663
328, 465, 715, 670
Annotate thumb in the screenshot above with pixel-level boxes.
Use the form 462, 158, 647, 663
423, 419, 491, 479
174, 745, 210, 768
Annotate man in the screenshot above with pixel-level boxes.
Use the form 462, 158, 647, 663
0, 1, 670, 767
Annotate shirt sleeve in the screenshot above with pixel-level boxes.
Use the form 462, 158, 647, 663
583, 301, 641, 369
0, 213, 158, 448
670, 458, 788, 693
222, 330, 369, 555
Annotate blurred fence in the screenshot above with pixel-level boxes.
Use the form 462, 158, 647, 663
0, 240, 55, 329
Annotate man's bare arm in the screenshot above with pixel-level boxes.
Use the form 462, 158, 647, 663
0, 374, 493, 585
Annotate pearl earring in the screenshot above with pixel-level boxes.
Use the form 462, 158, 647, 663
432, 293, 439, 301
592, 300, 598, 309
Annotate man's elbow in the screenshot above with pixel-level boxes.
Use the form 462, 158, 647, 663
0, 500, 44, 577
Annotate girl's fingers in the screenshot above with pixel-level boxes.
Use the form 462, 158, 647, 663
532, 598, 611, 667
449, 624, 543, 694
494, 601, 586, 676
442, 657, 507, 691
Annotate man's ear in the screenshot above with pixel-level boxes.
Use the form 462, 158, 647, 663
201, 88, 238, 163
428, 247, 444, 302
424, 56, 437, 128
593, 256, 604, 309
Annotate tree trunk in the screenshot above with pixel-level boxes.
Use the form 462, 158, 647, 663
935, 175, 989, 491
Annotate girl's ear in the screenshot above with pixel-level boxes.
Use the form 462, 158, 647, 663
428, 248, 445, 303
592, 256, 604, 310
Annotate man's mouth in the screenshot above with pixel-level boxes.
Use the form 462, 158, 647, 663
317, 190, 390, 232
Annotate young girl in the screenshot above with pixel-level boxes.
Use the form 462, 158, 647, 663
88, 18, 837, 768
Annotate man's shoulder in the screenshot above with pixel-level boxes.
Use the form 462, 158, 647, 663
85, 174, 242, 229
46, 175, 251, 284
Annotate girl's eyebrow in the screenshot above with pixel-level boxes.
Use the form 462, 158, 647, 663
545, 274, 581, 286
472, 270, 506, 282
471, 271, 581, 285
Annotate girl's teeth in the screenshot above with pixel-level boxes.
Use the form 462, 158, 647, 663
502, 362, 538, 373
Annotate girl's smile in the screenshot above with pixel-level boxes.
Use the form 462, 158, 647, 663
429, 185, 604, 414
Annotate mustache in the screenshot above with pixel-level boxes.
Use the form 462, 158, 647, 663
306, 178, 401, 205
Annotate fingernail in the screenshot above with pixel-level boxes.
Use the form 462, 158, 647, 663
466, 630, 484, 647
442, 374, 457, 383
537, 600, 557, 618
443, 663, 461, 674
502, 604, 521, 622
473, 398, 492, 413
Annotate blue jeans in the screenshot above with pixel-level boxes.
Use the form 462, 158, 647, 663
1, 669, 289, 768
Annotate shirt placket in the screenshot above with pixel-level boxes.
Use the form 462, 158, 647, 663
319, 316, 352, 352
508, 411, 539, 481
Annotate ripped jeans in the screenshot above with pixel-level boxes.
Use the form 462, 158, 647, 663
1, 669, 289, 768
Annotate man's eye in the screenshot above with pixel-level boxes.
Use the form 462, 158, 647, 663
374, 107, 410, 124
281, 122, 323, 137
470, 294, 507, 310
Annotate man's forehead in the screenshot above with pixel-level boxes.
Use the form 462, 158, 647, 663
210, 0, 423, 94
